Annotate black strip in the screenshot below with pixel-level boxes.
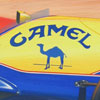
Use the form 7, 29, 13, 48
78, 87, 86, 100
16, 11, 20, 24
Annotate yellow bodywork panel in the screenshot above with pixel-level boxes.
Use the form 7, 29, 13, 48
0, 16, 100, 75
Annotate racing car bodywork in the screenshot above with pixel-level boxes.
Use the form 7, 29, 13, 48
0, 9, 100, 100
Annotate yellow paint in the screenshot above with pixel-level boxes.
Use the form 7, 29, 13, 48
0, 16, 100, 74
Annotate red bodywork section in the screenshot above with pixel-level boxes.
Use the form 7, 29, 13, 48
0, 17, 16, 34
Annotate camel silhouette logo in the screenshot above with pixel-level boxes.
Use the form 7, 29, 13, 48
37, 44, 67, 70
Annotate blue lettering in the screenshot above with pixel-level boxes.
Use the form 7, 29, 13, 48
79, 33, 91, 49
67, 28, 85, 39
10, 32, 27, 47
48, 25, 68, 36
29, 25, 45, 40
10, 25, 91, 49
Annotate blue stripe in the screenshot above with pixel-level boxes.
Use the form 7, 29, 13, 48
0, 64, 99, 100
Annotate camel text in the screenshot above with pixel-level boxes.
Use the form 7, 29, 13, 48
10, 25, 91, 49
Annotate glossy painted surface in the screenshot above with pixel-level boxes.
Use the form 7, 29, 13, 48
1, 16, 100, 75
0, 16, 100, 100
0, 17, 16, 33
0, 64, 100, 100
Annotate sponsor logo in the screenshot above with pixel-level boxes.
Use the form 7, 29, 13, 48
10, 25, 91, 49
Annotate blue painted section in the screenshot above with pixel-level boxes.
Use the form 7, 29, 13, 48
0, 64, 99, 100
95, 72, 100, 75
0, 77, 18, 93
